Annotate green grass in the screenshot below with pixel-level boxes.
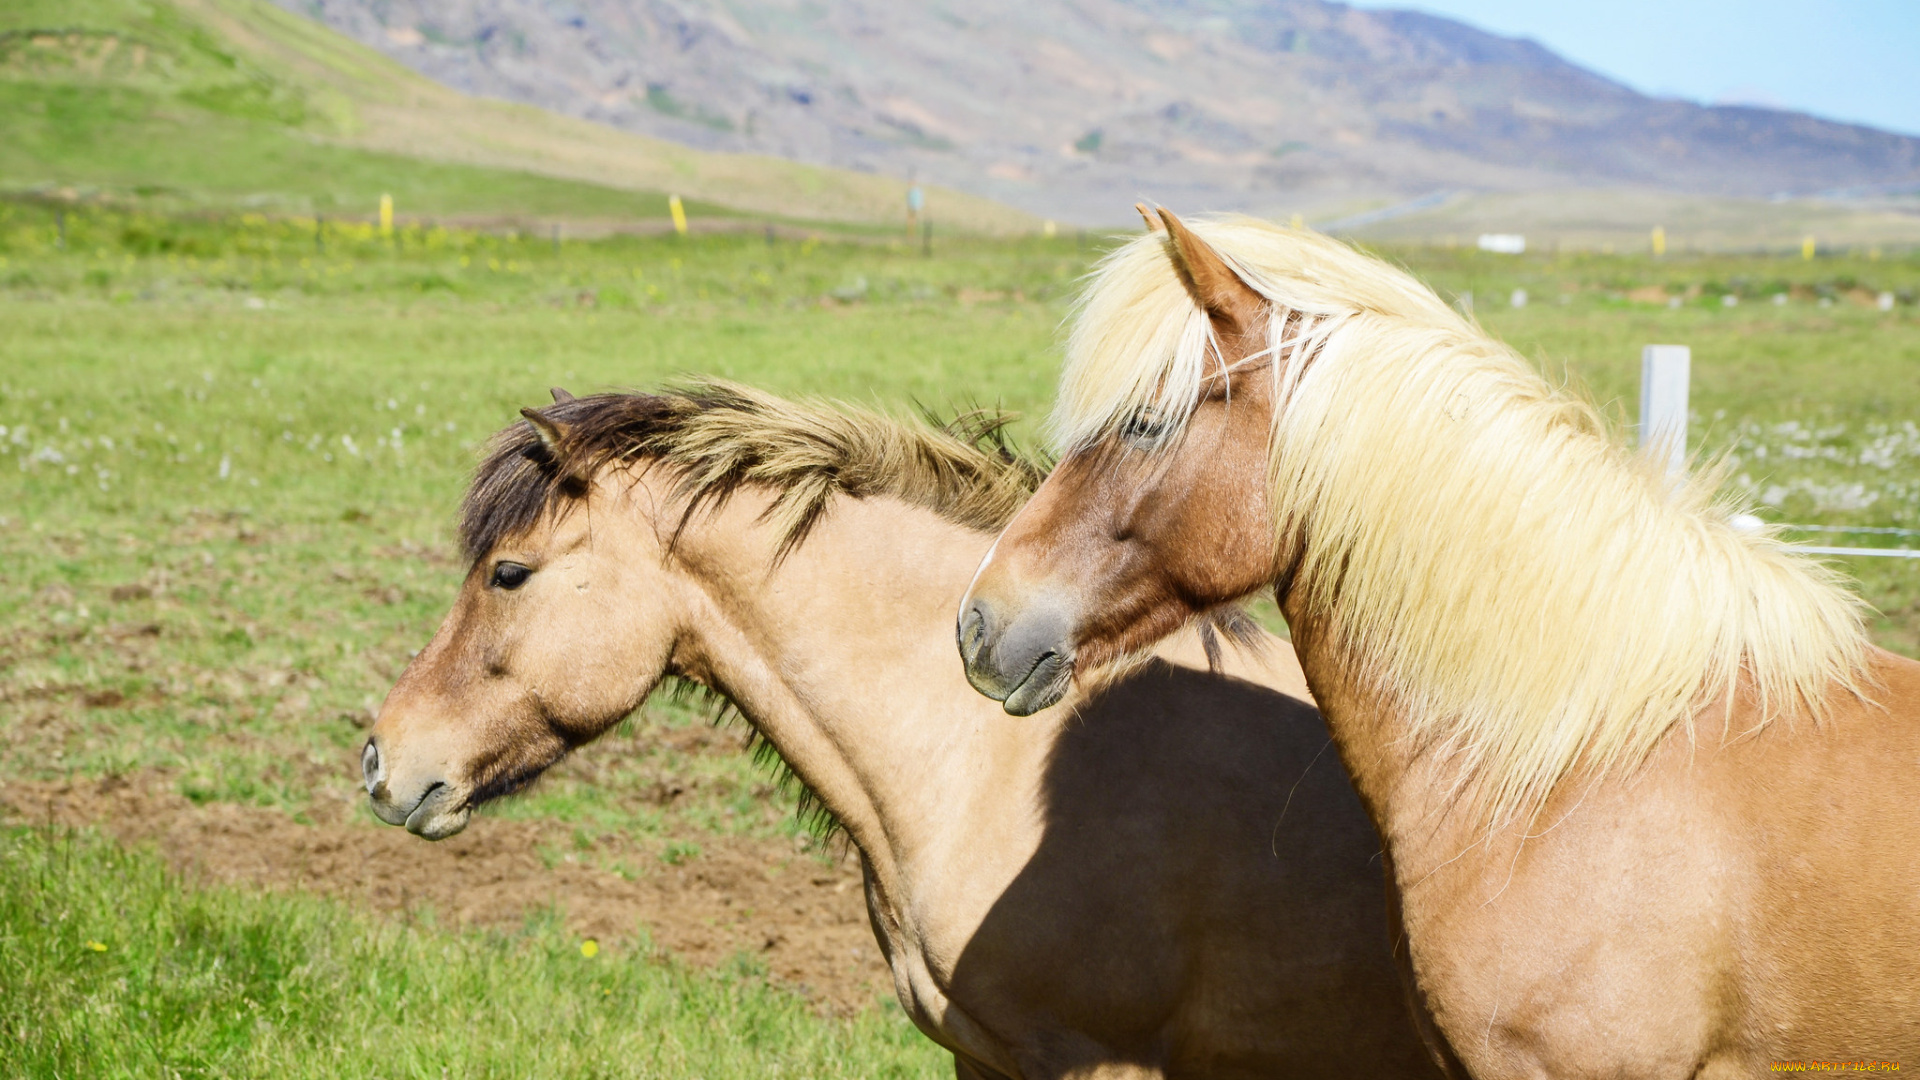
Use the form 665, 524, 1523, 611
0, 824, 942, 1078
0, 76, 734, 220
2, 202, 1918, 1069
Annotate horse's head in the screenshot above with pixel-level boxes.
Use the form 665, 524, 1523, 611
362, 394, 684, 839
959, 209, 1286, 715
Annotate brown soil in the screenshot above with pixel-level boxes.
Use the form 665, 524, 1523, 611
0, 772, 892, 1015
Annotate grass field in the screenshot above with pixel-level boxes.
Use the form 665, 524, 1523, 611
2, 199, 1917, 1072
2, 824, 935, 1077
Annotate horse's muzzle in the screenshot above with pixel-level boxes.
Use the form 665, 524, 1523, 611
958, 599, 1076, 716
361, 736, 473, 840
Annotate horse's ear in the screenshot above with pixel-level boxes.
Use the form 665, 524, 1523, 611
520, 407, 568, 455
1135, 203, 1165, 233
1156, 208, 1265, 337
549, 386, 575, 403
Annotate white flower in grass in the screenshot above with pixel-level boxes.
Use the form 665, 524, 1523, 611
219, 454, 231, 480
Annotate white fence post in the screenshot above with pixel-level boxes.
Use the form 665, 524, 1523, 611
1640, 345, 1690, 475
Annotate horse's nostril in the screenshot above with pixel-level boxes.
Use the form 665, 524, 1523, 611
361, 739, 383, 795
959, 603, 990, 664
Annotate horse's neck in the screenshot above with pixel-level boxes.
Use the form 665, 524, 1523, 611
1282, 607, 1491, 879
671, 490, 1048, 908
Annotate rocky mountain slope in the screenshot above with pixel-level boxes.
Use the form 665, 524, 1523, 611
271, 0, 1920, 224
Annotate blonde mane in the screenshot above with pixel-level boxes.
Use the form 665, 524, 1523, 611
1056, 216, 1871, 822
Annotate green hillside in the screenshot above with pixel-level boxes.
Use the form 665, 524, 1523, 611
0, 0, 1035, 232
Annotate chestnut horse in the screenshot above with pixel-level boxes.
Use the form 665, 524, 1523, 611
958, 210, 1920, 1077
361, 383, 1443, 1079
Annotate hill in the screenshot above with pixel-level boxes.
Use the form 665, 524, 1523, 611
0, 0, 1035, 232
270, 0, 1920, 233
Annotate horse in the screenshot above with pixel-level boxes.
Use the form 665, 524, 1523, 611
956, 208, 1920, 1077
358, 382, 1445, 1080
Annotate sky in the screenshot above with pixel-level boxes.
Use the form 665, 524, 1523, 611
1352, 0, 1920, 136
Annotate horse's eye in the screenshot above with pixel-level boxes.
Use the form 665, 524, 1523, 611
1120, 408, 1168, 447
490, 562, 532, 590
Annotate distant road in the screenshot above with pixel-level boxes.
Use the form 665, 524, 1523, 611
1314, 192, 1454, 233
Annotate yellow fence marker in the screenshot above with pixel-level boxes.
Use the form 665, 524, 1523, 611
669, 195, 688, 236
1801, 235, 1816, 260
1042, 220, 1057, 238
1650, 225, 1666, 257
379, 193, 393, 238
1289, 213, 1304, 230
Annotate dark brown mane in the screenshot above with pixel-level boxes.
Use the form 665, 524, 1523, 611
460, 380, 1048, 564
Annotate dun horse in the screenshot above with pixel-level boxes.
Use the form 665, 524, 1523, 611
958, 209, 1920, 1076
361, 383, 1442, 1079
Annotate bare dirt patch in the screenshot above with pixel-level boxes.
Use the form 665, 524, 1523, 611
1, 772, 892, 1014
